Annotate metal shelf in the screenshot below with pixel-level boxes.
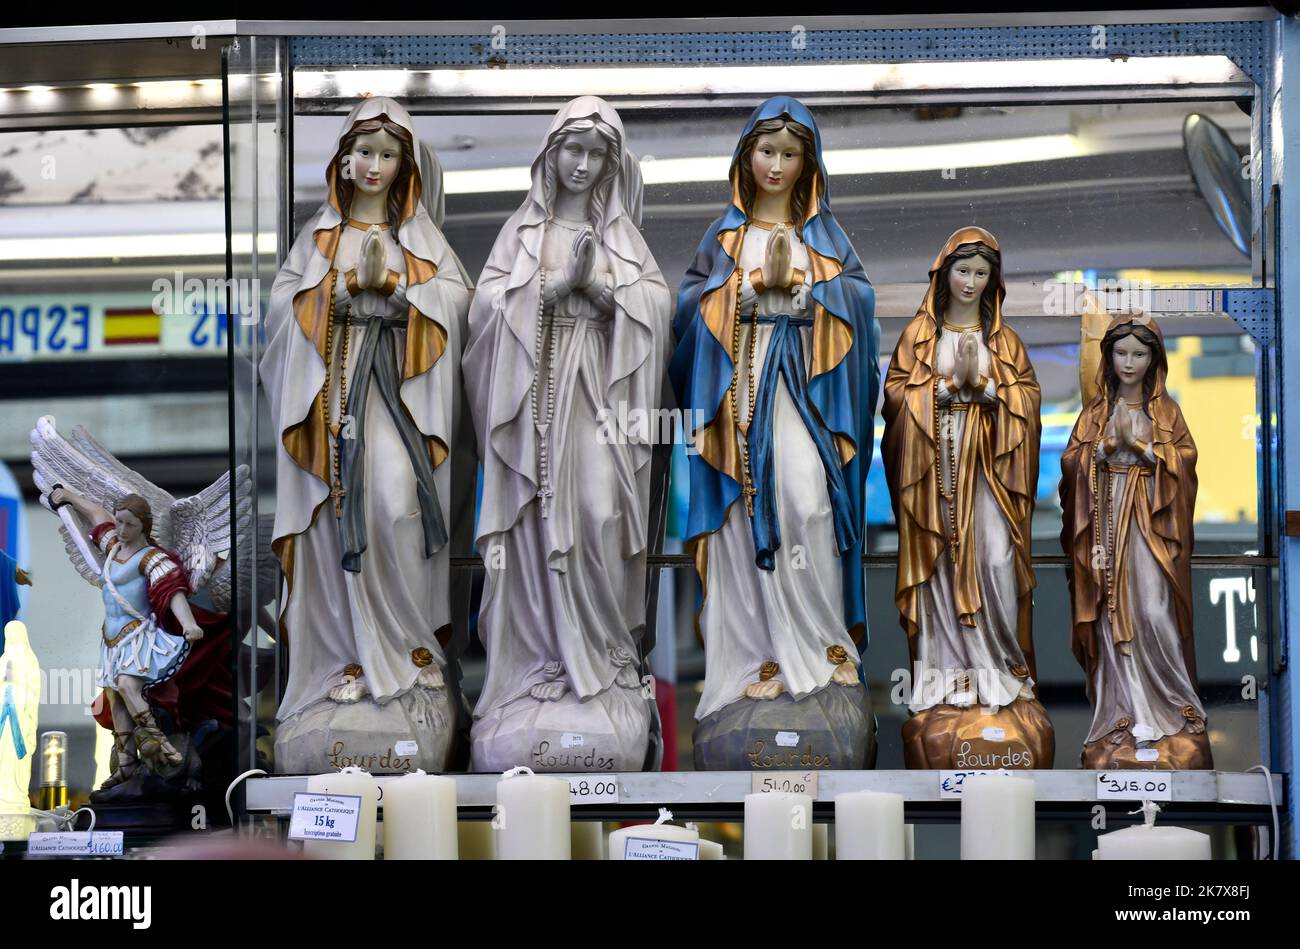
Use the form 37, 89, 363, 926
244, 770, 1284, 825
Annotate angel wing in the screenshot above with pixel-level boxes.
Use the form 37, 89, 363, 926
66, 424, 176, 541
30, 416, 178, 585
168, 465, 253, 592
31, 416, 251, 596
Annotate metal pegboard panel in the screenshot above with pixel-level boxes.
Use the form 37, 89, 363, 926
290, 20, 1269, 87
1223, 288, 1279, 345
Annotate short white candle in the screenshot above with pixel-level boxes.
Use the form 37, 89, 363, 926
835, 790, 906, 859
382, 770, 457, 860
609, 811, 700, 860
1097, 825, 1211, 860
457, 821, 495, 860
304, 768, 380, 861
495, 769, 571, 860
905, 824, 916, 860
960, 773, 1035, 860
744, 792, 813, 860
571, 821, 605, 860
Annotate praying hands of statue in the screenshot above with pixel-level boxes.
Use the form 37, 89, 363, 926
1100, 408, 1131, 456
762, 223, 794, 291
953, 332, 980, 391
563, 226, 597, 294
358, 226, 387, 290
1115, 406, 1141, 450
14, 566, 31, 586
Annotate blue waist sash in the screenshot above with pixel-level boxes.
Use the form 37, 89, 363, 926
337, 316, 448, 573
746, 312, 858, 571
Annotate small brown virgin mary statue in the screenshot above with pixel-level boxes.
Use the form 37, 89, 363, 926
882, 227, 1054, 770
1060, 311, 1211, 769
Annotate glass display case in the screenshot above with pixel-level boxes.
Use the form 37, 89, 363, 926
4, 11, 1297, 860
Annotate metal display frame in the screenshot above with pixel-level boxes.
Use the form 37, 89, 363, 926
3, 10, 1294, 855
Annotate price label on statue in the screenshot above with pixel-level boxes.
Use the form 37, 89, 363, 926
287, 792, 363, 842
624, 837, 700, 860
751, 771, 819, 798
1095, 772, 1173, 801
568, 777, 619, 804
938, 770, 994, 799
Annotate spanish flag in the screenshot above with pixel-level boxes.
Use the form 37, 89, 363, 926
103, 308, 162, 346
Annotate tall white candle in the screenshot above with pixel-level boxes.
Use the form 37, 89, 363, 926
835, 790, 906, 860
609, 810, 700, 860
744, 792, 813, 860
458, 821, 495, 860
494, 768, 571, 860
905, 824, 915, 860
303, 767, 380, 861
382, 770, 457, 860
1097, 825, 1211, 860
960, 773, 1035, 860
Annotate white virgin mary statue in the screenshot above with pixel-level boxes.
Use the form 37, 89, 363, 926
463, 97, 672, 772
260, 97, 472, 773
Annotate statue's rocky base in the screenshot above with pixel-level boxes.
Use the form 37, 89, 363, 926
274, 685, 455, 774
471, 685, 652, 773
693, 683, 876, 771
902, 698, 1054, 769
1081, 727, 1212, 770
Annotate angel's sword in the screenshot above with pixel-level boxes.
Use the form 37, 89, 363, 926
32, 472, 99, 571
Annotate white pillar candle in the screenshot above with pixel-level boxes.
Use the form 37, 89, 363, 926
303, 767, 380, 861
905, 824, 915, 860
835, 790, 906, 860
744, 792, 813, 860
813, 823, 829, 860
609, 810, 700, 860
382, 770, 457, 860
960, 773, 1035, 860
494, 768, 571, 860
1097, 825, 1211, 860
457, 821, 495, 860
571, 821, 605, 860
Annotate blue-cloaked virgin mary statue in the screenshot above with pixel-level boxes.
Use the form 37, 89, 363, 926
670, 97, 881, 770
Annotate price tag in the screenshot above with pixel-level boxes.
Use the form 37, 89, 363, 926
774, 731, 800, 747
27, 831, 124, 857
982, 727, 1006, 741
568, 777, 619, 804
938, 770, 994, 799
624, 837, 700, 860
1135, 749, 1160, 762
394, 740, 418, 756
751, 771, 819, 798
1096, 772, 1173, 801
287, 792, 362, 842
560, 733, 585, 749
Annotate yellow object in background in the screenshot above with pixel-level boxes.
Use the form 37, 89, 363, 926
1163, 336, 1258, 525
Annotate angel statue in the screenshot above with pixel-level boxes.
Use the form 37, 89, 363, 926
31, 417, 235, 804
